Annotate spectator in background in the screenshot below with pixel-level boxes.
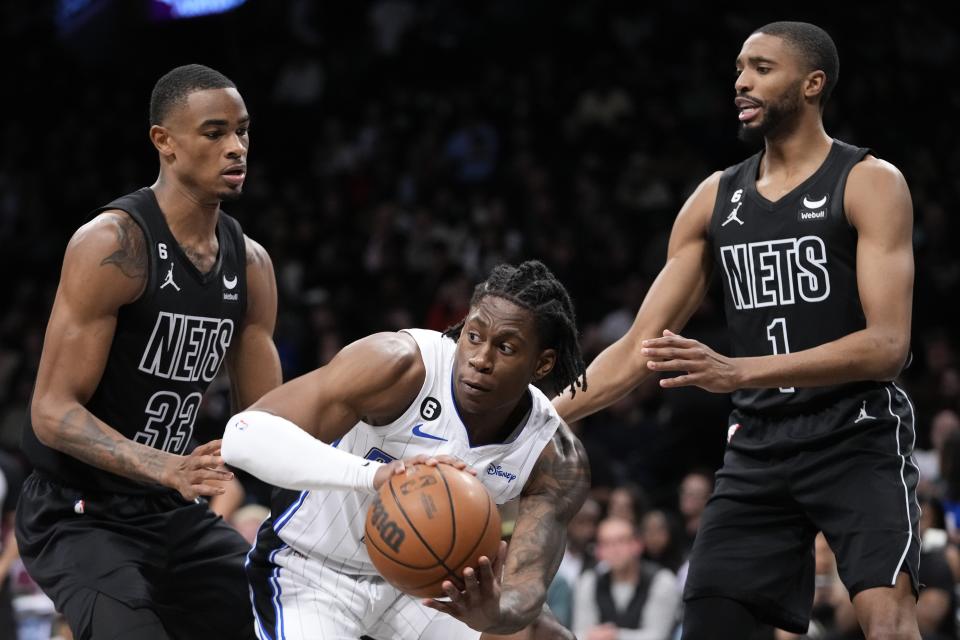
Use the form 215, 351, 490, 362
915, 494, 959, 640
915, 409, 960, 494
0, 450, 19, 640
640, 510, 685, 574
677, 470, 713, 556
573, 517, 680, 640
940, 430, 960, 544
549, 497, 602, 628
607, 482, 652, 525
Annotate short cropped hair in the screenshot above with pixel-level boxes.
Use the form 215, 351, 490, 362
754, 21, 839, 107
149, 64, 236, 125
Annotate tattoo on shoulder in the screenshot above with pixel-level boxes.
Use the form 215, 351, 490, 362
526, 426, 591, 521
245, 239, 264, 267
100, 214, 147, 279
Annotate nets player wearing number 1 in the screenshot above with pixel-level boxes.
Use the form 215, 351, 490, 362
15, 65, 281, 639
554, 22, 920, 639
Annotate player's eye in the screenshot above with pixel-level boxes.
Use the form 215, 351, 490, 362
467, 331, 481, 343
237, 127, 249, 136
499, 343, 516, 355
757, 66, 771, 74
204, 131, 223, 139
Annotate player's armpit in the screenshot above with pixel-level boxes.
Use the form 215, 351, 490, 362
494, 423, 590, 633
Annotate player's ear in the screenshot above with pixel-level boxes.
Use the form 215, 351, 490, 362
803, 69, 826, 102
533, 348, 556, 381
149, 124, 175, 158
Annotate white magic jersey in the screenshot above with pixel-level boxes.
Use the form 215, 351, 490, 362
270, 329, 560, 578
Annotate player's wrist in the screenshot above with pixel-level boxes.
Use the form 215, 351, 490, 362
730, 356, 753, 389
358, 458, 385, 492
153, 449, 182, 489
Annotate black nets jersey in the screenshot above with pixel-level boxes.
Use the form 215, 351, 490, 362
22, 188, 248, 493
708, 139, 878, 415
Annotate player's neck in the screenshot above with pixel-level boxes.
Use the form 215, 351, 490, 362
461, 391, 532, 447
759, 120, 832, 181
151, 178, 221, 245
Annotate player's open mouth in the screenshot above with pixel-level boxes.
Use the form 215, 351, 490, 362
461, 379, 491, 394
735, 97, 762, 123
222, 165, 247, 186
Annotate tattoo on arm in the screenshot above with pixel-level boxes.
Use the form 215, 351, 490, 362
493, 427, 590, 632
246, 239, 266, 267
100, 214, 147, 279
55, 406, 168, 486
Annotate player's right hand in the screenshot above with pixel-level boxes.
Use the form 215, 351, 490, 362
163, 439, 236, 500
373, 454, 475, 490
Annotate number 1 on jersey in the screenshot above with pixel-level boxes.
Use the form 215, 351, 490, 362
766, 318, 795, 393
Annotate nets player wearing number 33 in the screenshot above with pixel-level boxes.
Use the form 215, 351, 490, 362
554, 22, 921, 639
16, 65, 282, 640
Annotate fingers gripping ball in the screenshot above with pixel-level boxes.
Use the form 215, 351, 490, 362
364, 463, 501, 598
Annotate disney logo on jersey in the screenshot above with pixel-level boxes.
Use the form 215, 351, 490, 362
798, 193, 828, 222
487, 464, 517, 483
138, 312, 234, 381
720, 236, 831, 310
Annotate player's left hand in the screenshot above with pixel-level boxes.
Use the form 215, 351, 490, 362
641, 330, 742, 393
423, 540, 508, 632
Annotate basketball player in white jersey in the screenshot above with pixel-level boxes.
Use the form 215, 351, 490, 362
222, 260, 589, 640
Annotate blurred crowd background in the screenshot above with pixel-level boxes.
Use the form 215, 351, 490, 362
1, 1, 958, 639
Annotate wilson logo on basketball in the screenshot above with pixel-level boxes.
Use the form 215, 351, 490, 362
486, 464, 517, 483
369, 496, 406, 553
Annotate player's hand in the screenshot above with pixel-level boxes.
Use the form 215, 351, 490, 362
585, 623, 618, 640
373, 454, 476, 490
423, 540, 508, 632
641, 330, 742, 393
162, 439, 235, 500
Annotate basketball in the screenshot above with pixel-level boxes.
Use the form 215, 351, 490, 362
364, 463, 502, 598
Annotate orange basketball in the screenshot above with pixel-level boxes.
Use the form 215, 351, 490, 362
364, 463, 501, 598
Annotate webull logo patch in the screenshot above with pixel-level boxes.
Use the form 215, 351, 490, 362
487, 464, 517, 483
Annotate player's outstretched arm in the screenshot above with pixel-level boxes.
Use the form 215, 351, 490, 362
30, 212, 233, 498
224, 235, 282, 411
643, 157, 914, 392
222, 331, 446, 492
425, 422, 590, 634
553, 173, 719, 423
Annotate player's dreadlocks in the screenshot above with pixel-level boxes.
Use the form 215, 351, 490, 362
444, 260, 587, 398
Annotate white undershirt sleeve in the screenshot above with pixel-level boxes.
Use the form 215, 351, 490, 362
221, 410, 382, 493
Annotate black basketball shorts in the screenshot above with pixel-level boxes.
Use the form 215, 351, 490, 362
682, 383, 920, 633
15, 473, 255, 640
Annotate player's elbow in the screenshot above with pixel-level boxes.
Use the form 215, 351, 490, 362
497, 586, 548, 633
872, 333, 911, 381
30, 394, 66, 447
220, 413, 252, 469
